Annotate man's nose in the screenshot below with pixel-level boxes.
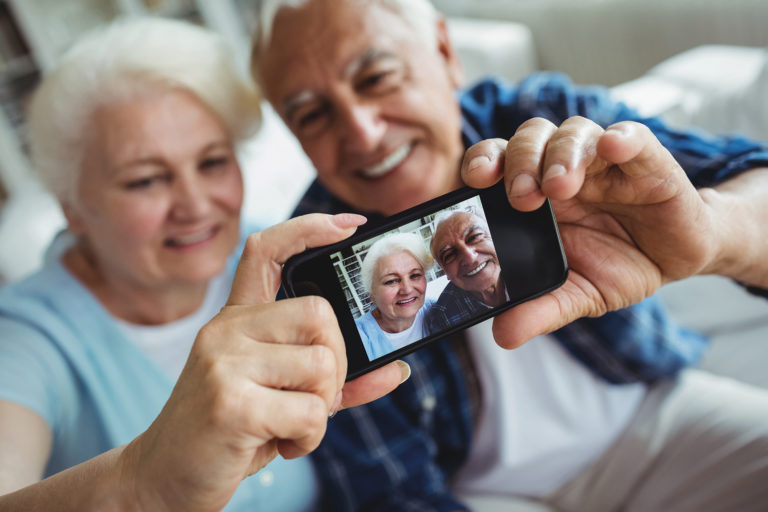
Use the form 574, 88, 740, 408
339, 102, 386, 153
458, 245, 479, 266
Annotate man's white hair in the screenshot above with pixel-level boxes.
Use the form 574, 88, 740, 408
250, 0, 439, 89
27, 16, 262, 204
360, 231, 434, 297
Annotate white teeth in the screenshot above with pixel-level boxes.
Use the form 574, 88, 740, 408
168, 228, 215, 246
396, 297, 417, 305
465, 261, 487, 277
360, 143, 412, 178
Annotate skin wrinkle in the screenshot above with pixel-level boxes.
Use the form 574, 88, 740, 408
260, 0, 464, 216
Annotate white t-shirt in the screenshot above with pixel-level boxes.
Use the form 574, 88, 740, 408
452, 319, 647, 497
115, 272, 231, 382
382, 304, 430, 351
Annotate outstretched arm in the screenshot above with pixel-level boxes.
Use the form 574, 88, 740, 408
0, 213, 407, 511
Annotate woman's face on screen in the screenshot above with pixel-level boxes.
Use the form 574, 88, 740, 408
370, 250, 427, 330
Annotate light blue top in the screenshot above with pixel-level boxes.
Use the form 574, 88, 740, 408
0, 232, 318, 511
355, 298, 435, 360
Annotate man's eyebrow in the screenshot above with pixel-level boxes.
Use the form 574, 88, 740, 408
343, 48, 399, 79
437, 243, 454, 261
283, 90, 320, 123
464, 224, 487, 238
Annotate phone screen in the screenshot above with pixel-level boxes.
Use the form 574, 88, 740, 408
283, 183, 568, 379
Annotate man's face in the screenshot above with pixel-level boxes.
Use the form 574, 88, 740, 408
431, 211, 501, 296
259, 0, 465, 216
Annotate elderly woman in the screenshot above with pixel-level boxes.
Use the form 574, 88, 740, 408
356, 232, 436, 360
0, 17, 404, 511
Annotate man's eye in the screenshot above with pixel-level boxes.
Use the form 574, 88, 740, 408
468, 232, 485, 244
358, 72, 386, 89
356, 68, 400, 93
298, 106, 329, 129
441, 251, 455, 265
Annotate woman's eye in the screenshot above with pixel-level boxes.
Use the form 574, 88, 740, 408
410, 273, 423, 280
125, 175, 166, 190
200, 157, 228, 170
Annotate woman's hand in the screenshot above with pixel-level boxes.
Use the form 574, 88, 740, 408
120, 213, 407, 511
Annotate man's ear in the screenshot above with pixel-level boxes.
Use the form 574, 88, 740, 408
435, 17, 464, 89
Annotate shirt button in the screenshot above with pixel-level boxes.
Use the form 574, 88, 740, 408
258, 469, 275, 487
421, 395, 436, 411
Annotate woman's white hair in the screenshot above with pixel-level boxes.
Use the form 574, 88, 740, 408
250, 0, 439, 89
27, 16, 262, 204
360, 231, 434, 297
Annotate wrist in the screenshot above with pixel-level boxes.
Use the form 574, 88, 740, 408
697, 186, 757, 281
108, 438, 167, 512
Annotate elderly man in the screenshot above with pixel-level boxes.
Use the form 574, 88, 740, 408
252, 0, 768, 510
425, 208, 507, 335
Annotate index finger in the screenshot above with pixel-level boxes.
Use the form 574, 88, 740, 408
228, 213, 366, 306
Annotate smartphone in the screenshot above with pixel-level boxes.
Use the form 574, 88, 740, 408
282, 182, 569, 379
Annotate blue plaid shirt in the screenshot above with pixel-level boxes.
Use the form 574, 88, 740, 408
424, 282, 491, 336
295, 73, 768, 511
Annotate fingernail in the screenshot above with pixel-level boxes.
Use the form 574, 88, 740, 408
328, 390, 343, 418
510, 173, 538, 197
331, 213, 367, 228
543, 164, 566, 184
396, 360, 411, 384
467, 155, 490, 173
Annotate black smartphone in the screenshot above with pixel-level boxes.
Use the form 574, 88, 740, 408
282, 182, 569, 379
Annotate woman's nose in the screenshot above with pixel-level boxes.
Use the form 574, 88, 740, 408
172, 174, 211, 219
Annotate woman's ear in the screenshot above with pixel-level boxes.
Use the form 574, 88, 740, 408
62, 202, 86, 236
435, 17, 464, 89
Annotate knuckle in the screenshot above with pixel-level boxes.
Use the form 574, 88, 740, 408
304, 295, 336, 323
242, 231, 265, 258
548, 133, 584, 152
307, 344, 336, 380
516, 117, 555, 133
560, 115, 593, 128
302, 395, 329, 431
207, 375, 243, 427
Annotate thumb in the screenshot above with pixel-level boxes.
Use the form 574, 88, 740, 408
228, 213, 366, 306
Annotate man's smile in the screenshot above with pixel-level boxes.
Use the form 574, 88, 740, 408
359, 142, 414, 179
464, 260, 488, 277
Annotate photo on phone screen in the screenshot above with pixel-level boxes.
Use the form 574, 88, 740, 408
331, 196, 504, 362
282, 182, 568, 379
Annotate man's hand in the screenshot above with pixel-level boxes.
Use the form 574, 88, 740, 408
461, 117, 724, 348
119, 214, 406, 512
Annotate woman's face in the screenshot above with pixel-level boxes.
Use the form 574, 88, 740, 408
66, 89, 243, 289
369, 250, 427, 328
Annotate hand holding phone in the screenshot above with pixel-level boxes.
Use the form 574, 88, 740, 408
283, 182, 569, 379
